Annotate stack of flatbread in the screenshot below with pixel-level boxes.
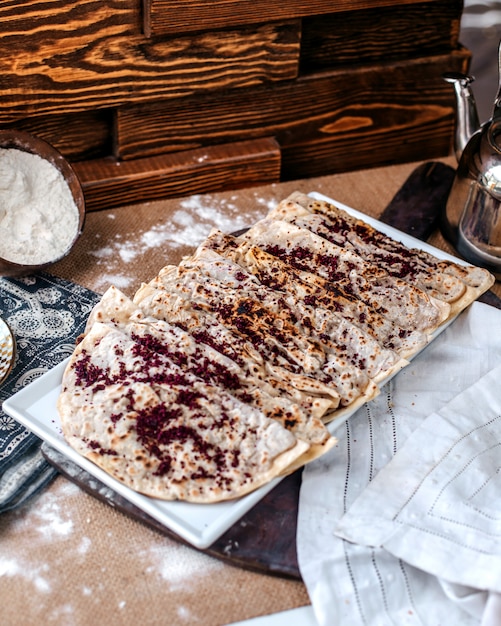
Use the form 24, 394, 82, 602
58, 192, 495, 503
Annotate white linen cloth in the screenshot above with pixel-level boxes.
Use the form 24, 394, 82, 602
297, 301, 501, 626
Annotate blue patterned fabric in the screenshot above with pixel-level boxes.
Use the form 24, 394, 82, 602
0, 272, 99, 512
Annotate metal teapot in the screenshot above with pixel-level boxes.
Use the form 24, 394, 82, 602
443, 42, 501, 279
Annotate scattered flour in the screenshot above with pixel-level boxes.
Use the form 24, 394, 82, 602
177, 605, 194, 621
77, 536, 92, 555
0, 479, 82, 604
95, 272, 135, 291
90, 191, 276, 292
47, 603, 75, 623
0, 556, 52, 594
31, 489, 75, 540
0, 147, 80, 265
142, 541, 224, 592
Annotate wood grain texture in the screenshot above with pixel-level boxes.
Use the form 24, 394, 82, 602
279, 103, 455, 179
144, 0, 439, 37
0, 110, 112, 161
115, 52, 469, 173
0, 3, 300, 122
0, 0, 466, 205
73, 138, 281, 211
301, 0, 463, 69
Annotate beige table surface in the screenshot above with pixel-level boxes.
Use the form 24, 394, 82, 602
1, 158, 499, 626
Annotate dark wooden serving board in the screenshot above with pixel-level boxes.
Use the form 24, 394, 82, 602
43, 162, 501, 579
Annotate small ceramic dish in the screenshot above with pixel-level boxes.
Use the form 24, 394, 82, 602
0, 317, 15, 386
0, 130, 85, 278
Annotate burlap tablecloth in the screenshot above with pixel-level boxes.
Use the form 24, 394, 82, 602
1, 158, 499, 626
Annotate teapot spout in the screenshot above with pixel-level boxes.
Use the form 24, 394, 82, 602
443, 72, 481, 162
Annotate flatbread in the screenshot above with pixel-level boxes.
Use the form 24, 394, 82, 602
151, 253, 381, 410
198, 232, 408, 384
88, 286, 334, 447
58, 190, 495, 504
240, 218, 451, 333
133, 283, 338, 423
58, 320, 312, 503
201, 230, 428, 360
272, 192, 494, 317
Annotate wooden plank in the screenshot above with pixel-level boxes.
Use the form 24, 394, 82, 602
144, 0, 440, 37
0, 110, 112, 161
0, 0, 140, 35
301, 0, 463, 70
115, 50, 470, 162
280, 105, 455, 179
72, 138, 281, 211
0, 10, 300, 123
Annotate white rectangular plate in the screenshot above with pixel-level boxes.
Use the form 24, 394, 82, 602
2, 192, 469, 549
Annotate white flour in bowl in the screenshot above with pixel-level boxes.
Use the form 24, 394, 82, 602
0, 147, 80, 265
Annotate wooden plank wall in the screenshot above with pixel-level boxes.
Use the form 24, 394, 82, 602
144, 0, 433, 36
0, 0, 468, 211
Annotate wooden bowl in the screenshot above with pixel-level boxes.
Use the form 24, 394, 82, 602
0, 130, 85, 278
